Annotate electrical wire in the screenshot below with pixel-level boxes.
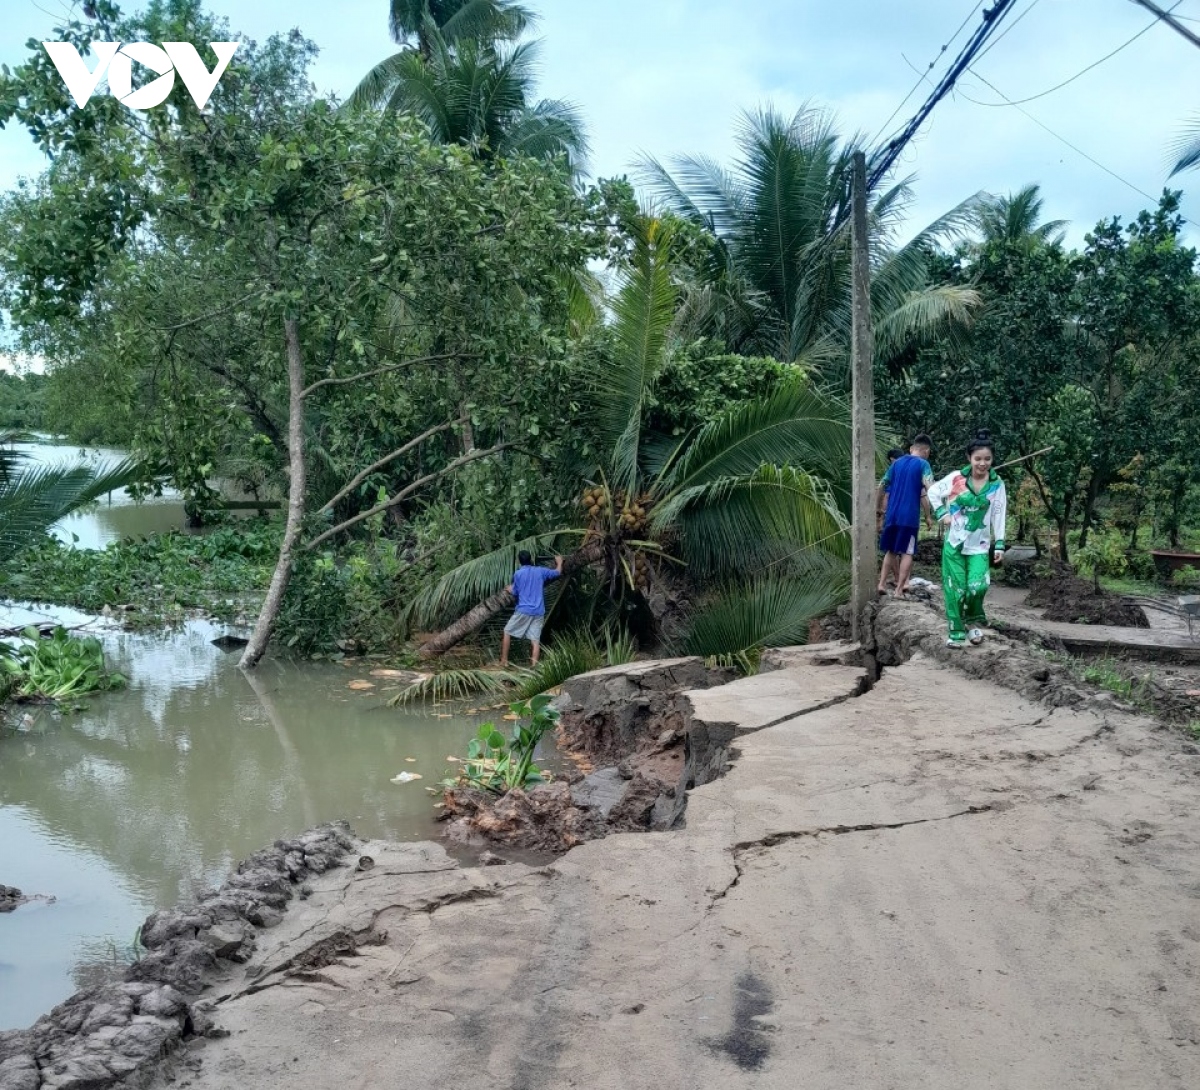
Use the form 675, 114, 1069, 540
971, 0, 1044, 66
967, 3, 1177, 106
869, 0, 1021, 190
962, 69, 1193, 224
869, 0, 987, 149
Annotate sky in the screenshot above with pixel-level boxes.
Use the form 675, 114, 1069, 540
0, 0, 1198, 325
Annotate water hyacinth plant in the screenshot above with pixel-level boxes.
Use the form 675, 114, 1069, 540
440, 696, 559, 795
0, 626, 126, 703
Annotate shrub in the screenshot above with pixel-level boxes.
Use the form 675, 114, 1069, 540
1172, 564, 1200, 591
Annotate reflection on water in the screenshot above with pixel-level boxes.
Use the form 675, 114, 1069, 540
0, 610, 487, 1030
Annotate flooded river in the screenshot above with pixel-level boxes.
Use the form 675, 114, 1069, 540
0, 441, 489, 1030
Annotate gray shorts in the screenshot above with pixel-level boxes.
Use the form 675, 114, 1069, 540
504, 612, 544, 641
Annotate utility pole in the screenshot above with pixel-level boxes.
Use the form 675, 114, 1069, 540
849, 151, 876, 643
1130, 0, 1200, 50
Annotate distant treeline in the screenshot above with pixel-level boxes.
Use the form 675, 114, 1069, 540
0, 371, 47, 431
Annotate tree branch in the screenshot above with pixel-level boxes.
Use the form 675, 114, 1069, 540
305, 441, 514, 550
299, 352, 469, 398
317, 416, 465, 515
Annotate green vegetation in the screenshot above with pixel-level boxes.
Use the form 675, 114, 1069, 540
0, 627, 125, 703
1, 432, 142, 566
2, 524, 278, 625
440, 696, 559, 794
389, 667, 519, 707
0, 0, 1196, 692
0, 372, 47, 431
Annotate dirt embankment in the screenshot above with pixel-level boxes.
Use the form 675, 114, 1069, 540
441, 657, 737, 852
0, 826, 357, 1090
1025, 561, 1149, 627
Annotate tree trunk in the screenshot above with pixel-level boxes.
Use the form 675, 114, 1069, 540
417, 536, 607, 659
240, 317, 306, 670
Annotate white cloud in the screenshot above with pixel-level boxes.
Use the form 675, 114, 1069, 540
1, 0, 1197, 249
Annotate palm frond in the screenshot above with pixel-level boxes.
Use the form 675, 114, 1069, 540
387, 666, 519, 707
871, 285, 982, 366
593, 216, 678, 492
404, 531, 566, 628
500, 97, 589, 167
508, 629, 606, 699
656, 378, 853, 505
682, 567, 850, 657
658, 464, 850, 578
438, 0, 533, 44
0, 456, 146, 564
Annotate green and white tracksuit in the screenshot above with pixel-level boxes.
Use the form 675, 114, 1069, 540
927, 468, 1007, 643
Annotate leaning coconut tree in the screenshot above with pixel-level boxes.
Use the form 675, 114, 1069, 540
411, 216, 854, 660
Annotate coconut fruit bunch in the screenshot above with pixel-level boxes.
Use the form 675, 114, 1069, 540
615, 491, 651, 536
630, 549, 652, 592
581, 485, 610, 526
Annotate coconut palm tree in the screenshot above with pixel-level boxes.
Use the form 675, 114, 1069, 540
0, 433, 142, 565
638, 106, 981, 378
385, 0, 531, 58
412, 217, 852, 659
349, 5, 586, 169
977, 185, 1067, 248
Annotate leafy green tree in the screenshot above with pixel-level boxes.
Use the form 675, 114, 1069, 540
879, 199, 1077, 476
413, 217, 853, 659
0, 0, 605, 666
0, 372, 48, 431
639, 106, 980, 375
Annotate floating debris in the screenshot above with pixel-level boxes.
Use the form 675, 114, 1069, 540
390, 771, 423, 784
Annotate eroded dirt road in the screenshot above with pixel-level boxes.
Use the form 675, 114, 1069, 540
151, 628, 1200, 1090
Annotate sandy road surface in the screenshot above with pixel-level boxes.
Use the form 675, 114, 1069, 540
150, 646, 1200, 1090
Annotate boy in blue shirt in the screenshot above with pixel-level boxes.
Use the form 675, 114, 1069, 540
876, 434, 935, 598
499, 551, 563, 667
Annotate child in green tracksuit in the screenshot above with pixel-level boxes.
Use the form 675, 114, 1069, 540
926, 430, 1007, 648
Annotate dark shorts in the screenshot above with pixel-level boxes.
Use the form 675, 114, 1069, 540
879, 525, 919, 556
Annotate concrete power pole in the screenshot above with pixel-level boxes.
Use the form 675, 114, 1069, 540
849, 151, 877, 642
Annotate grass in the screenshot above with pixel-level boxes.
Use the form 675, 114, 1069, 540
1097, 575, 1168, 598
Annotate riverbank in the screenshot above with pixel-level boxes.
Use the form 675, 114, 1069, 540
6, 597, 1198, 1089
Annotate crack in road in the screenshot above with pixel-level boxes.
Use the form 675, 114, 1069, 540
708, 805, 995, 906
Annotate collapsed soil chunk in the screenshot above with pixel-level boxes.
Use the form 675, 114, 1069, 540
1026, 561, 1148, 627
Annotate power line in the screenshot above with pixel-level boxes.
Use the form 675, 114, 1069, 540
962, 69, 1192, 225
971, 0, 1044, 66
1129, 0, 1200, 49
968, 2, 1180, 107
869, 0, 1021, 190
869, 0, 987, 149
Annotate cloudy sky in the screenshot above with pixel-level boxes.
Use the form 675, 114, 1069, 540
0, 0, 1197, 251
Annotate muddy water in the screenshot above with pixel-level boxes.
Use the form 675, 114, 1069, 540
8, 437, 193, 549
0, 604, 488, 1031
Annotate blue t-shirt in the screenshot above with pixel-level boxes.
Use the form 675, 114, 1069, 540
511, 565, 560, 616
881, 454, 933, 530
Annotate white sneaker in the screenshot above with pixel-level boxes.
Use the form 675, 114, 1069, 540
968, 628, 984, 645
946, 638, 966, 650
